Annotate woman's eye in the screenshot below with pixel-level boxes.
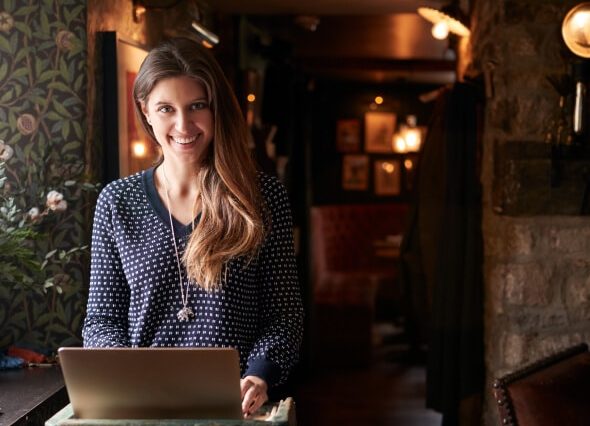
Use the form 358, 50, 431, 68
158, 106, 173, 113
190, 102, 208, 111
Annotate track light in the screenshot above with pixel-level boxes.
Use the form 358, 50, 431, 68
191, 21, 219, 48
417, 2, 471, 39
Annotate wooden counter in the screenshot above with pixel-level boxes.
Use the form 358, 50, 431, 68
0, 365, 68, 426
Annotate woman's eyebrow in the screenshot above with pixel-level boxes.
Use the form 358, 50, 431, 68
153, 98, 208, 106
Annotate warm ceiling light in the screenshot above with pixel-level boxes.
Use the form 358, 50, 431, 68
431, 21, 450, 40
247, 93, 256, 103
562, 3, 590, 58
374, 96, 384, 105
418, 4, 471, 38
191, 21, 219, 48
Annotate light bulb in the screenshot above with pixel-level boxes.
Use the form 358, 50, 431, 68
382, 162, 395, 173
404, 129, 422, 151
393, 135, 407, 153
132, 141, 147, 158
562, 3, 590, 58
431, 21, 449, 40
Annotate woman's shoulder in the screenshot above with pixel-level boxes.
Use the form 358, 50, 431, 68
256, 172, 292, 217
257, 171, 287, 199
98, 170, 147, 203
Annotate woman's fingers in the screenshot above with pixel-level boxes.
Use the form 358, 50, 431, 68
240, 375, 268, 417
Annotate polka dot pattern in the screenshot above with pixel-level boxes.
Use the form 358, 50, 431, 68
82, 168, 304, 387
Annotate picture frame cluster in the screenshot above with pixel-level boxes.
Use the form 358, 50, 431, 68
337, 112, 422, 196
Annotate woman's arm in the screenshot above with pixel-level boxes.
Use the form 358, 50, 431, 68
244, 176, 304, 388
82, 186, 130, 347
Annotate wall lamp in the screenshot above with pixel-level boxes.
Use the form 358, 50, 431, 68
417, 2, 471, 40
562, 3, 590, 135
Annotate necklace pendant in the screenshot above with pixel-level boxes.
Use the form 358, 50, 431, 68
177, 306, 194, 322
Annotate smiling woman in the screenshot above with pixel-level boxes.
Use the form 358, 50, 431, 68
83, 37, 304, 419
140, 75, 213, 169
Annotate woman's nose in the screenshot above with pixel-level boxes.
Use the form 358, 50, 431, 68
175, 111, 191, 132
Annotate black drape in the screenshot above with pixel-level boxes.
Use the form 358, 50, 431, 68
400, 81, 484, 425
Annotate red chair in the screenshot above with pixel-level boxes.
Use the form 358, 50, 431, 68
310, 203, 408, 367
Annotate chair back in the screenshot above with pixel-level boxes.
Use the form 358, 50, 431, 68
493, 343, 590, 426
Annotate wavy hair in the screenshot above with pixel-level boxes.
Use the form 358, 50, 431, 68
133, 38, 264, 291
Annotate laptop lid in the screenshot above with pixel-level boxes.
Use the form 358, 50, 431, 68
58, 347, 242, 420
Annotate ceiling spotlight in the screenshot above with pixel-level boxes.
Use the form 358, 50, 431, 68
418, 3, 471, 39
191, 21, 219, 48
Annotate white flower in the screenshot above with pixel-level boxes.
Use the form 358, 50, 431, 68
0, 139, 14, 161
27, 207, 41, 221
0, 11, 14, 33
46, 190, 68, 212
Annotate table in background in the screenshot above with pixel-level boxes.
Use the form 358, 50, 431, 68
0, 365, 67, 425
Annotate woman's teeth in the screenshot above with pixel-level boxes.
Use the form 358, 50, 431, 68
172, 136, 197, 145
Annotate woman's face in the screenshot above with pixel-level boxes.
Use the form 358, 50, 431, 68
141, 75, 214, 167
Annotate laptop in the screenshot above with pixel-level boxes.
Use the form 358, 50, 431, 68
58, 347, 243, 420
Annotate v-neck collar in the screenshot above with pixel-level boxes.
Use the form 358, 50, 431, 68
142, 167, 200, 238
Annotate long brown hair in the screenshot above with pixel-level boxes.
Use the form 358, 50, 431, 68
133, 38, 264, 291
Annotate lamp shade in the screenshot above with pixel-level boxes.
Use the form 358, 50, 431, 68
417, 4, 471, 37
562, 2, 590, 58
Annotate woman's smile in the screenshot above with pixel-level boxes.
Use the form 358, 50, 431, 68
171, 135, 198, 145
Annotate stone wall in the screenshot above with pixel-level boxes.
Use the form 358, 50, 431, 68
470, 0, 590, 424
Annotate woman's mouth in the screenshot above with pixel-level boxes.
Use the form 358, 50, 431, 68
171, 135, 197, 145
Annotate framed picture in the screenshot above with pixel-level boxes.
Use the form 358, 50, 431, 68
336, 119, 361, 152
364, 112, 396, 153
342, 155, 369, 190
374, 159, 401, 196
116, 37, 155, 177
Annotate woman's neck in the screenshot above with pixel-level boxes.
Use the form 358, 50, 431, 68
158, 161, 199, 198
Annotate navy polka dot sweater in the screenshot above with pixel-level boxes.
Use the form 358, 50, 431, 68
82, 168, 304, 388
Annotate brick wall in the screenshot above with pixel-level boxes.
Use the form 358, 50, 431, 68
470, 0, 590, 424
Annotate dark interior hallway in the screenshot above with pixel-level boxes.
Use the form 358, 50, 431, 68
294, 324, 441, 426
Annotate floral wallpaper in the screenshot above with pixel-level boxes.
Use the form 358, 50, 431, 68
0, 0, 95, 351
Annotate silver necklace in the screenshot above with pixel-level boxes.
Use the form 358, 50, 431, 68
161, 164, 195, 322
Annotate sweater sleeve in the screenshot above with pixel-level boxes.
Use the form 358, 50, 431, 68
82, 186, 130, 347
244, 177, 304, 388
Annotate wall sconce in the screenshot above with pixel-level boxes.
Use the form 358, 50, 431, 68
562, 3, 590, 135
392, 115, 423, 153
417, 2, 471, 40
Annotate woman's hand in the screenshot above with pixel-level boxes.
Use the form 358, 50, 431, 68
240, 375, 268, 417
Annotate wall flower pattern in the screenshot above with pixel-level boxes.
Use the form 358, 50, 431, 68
0, 0, 96, 350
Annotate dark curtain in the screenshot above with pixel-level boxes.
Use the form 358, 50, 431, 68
400, 81, 484, 425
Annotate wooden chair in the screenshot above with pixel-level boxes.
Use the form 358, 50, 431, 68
492, 343, 590, 426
